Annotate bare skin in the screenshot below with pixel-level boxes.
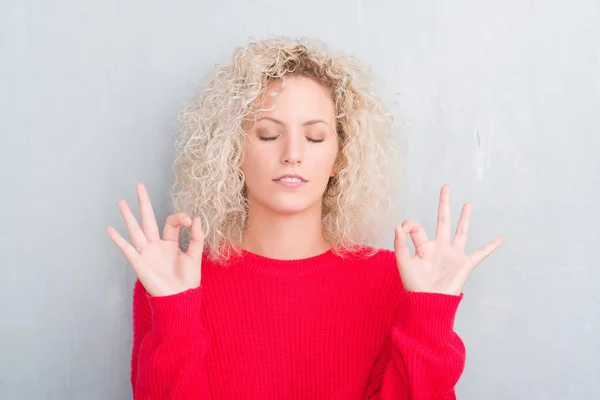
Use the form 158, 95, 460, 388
106, 182, 203, 297
394, 184, 505, 295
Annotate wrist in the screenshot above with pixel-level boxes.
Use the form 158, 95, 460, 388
147, 285, 204, 337
397, 291, 463, 337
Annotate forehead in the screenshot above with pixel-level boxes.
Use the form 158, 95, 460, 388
253, 76, 336, 122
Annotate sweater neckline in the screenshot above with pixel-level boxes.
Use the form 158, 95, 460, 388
235, 248, 341, 277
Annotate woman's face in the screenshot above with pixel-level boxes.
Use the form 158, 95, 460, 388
241, 75, 339, 216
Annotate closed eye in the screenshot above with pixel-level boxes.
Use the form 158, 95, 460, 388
259, 136, 324, 143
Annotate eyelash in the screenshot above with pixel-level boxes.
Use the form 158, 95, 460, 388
259, 136, 324, 143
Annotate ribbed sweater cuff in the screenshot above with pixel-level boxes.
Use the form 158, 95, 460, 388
399, 291, 464, 338
146, 285, 204, 338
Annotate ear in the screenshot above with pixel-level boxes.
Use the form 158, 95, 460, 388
330, 163, 338, 177
330, 153, 342, 177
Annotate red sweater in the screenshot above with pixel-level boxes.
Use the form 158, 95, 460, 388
131, 247, 465, 399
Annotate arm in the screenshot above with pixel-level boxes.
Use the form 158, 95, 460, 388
131, 279, 212, 399
365, 291, 465, 400
368, 184, 503, 398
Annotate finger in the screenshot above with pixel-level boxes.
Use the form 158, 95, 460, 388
401, 219, 430, 250
163, 213, 193, 242
186, 217, 206, 263
118, 200, 148, 251
435, 184, 451, 243
468, 236, 505, 269
393, 226, 411, 267
452, 202, 472, 250
136, 183, 161, 242
106, 226, 140, 267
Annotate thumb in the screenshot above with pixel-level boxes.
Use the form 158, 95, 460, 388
186, 217, 205, 263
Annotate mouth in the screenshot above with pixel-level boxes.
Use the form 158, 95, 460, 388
273, 174, 308, 183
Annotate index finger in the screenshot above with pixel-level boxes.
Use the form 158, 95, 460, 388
163, 213, 192, 242
137, 183, 161, 242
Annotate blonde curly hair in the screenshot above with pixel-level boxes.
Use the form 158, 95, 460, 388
170, 36, 400, 263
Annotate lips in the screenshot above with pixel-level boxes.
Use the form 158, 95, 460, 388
273, 174, 308, 182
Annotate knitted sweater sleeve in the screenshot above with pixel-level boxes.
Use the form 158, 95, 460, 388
130, 279, 212, 399
364, 290, 466, 400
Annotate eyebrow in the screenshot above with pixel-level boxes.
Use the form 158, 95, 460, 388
257, 116, 330, 127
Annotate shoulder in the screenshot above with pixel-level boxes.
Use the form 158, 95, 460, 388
342, 245, 397, 270
340, 246, 406, 324
341, 245, 404, 291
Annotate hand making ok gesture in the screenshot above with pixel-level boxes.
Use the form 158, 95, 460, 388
394, 184, 504, 296
106, 183, 205, 297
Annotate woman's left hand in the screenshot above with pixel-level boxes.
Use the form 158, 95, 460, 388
394, 184, 505, 296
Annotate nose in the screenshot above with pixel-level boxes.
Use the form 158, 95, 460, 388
280, 134, 303, 165
283, 156, 302, 165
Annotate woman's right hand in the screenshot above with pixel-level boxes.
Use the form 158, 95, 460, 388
106, 182, 205, 297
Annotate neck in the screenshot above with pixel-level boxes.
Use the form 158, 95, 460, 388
242, 202, 330, 261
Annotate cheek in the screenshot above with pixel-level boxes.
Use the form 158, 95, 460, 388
319, 144, 339, 172
241, 147, 273, 181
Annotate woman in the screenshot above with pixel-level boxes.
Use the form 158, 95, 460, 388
106, 37, 504, 399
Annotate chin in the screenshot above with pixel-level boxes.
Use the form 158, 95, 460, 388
247, 189, 324, 216
264, 193, 322, 216
267, 201, 312, 216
